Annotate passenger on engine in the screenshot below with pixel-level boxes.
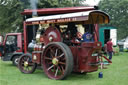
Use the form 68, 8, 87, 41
81, 24, 94, 42
66, 22, 77, 38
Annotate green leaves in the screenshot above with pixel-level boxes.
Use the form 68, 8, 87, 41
38, 0, 84, 8
0, 0, 24, 34
0, 0, 84, 34
99, 0, 128, 39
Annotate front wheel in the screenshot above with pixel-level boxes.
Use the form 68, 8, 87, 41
42, 42, 74, 80
18, 54, 37, 74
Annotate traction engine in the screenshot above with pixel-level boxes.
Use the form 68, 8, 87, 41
18, 7, 112, 80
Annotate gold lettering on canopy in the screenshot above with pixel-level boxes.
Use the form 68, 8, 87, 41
47, 20, 56, 23
26, 16, 88, 25
40, 21, 45, 24
32, 21, 39, 24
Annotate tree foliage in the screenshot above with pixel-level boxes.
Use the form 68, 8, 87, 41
0, 0, 24, 34
0, 0, 85, 34
38, 0, 84, 8
99, 0, 128, 39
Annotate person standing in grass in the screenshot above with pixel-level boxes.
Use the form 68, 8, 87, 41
106, 38, 113, 61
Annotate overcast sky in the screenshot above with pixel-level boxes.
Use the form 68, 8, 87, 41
83, 0, 101, 6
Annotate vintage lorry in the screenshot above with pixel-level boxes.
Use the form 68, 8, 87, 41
0, 6, 111, 80
0, 33, 23, 65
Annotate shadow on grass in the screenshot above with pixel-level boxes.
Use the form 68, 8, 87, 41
67, 72, 98, 81
33, 69, 98, 81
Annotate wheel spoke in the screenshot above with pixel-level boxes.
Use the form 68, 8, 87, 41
27, 58, 29, 62
55, 67, 59, 77
58, 66, 63, 74
22, 57, 25, 61
48, 62, 53, 65
57, 53, 64, 58
49, 47, 55, 58
28, 62, 34, 66
45, 57, 52, 60
26, 67, 29, 71
55, 49, 58, 57
53, 65, 56, 73
23, 56, 28, 61
63, 58, 66, 60
24, 67, 27, 71
60, 66, 65, 74
59, 61, 66, 65
47, 65, 54, 71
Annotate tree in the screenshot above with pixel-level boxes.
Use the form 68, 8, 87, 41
99, 0, 128, 39
0, 0, 24, 34
0, 0, 85, 34
38, 0, 85, 8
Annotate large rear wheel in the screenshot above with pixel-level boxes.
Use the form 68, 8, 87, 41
42, 42, 73, 80
18, 54, 37, 74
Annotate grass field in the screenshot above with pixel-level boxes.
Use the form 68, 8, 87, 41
0, 52, 128, 85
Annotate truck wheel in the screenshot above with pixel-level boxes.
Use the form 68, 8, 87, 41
42, 42, 73, 80
12, 56, 19, 66
18, 54, 37, 74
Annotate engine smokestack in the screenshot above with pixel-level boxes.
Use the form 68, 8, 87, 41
30, 0, 38, 40
30, 0, 38, 16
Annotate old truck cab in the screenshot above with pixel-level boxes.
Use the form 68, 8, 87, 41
0, 33, 23, 65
